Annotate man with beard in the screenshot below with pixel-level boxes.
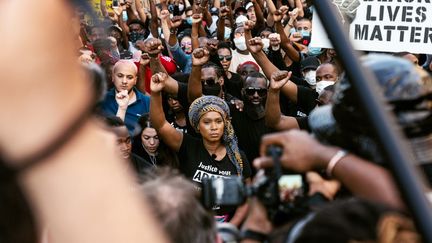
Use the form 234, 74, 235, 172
100, 60, 150, 134
230, 72, 273, 165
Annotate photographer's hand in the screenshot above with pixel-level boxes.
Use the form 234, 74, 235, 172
240, 197, 272, 243
255, 130, 405, 210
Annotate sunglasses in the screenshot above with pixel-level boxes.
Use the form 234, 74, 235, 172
245, 88, 267, 96
202, 78, 217, 86
218, 55, 232, 61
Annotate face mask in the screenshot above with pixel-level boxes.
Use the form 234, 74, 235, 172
224, 27, 232, 40
179, 4, 185, 12
316, 80, 335, 94
300, 30, 310, 37
304, 70, 316, 86
129, 32, 145, 43
186, 17, 193, 25
261, 38, 270, 50
308, 47, 323, 56
234, 37, 247, 51
202, 83, 222, 96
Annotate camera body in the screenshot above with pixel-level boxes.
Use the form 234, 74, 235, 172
201, 146, 310, 222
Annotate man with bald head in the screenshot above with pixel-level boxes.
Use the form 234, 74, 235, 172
100, 60, 150, 134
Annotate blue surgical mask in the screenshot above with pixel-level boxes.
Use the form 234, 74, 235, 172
224, 27, 232, 40
300, 30, 310, 37
308, 47, 323, 56
186, 17, 193, 25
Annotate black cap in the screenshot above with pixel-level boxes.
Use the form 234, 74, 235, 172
301, 56, 320, 71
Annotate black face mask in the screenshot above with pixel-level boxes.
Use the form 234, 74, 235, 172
129, 31, 145, 44
202, 83, 222, 96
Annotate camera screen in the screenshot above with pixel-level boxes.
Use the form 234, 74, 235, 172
278, 175, 304, 202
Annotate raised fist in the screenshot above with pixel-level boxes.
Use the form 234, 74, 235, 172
270, 70, 291, 90
244, 20, 255, 31
116, 90, 130, 109
191, 13, 203, 25
143, 38, 164, 57
160, 9, 170, 20
192, 47, 210, 66
248, 37, 264, 54
268, 33, 281, 47
140, 53, 151, 66
171, 16, 183, 28
150, 72, 168, 93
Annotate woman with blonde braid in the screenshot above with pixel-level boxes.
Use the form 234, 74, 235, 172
150, 72, 252, 222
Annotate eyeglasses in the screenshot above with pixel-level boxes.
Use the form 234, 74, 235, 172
202, 78, 217, 86
245, 88, 267, 96
218, 55, 232, 61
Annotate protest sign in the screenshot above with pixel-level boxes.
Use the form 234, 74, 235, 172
310, 0, 432, 54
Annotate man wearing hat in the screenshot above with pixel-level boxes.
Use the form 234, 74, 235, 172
300, 56, 320, 89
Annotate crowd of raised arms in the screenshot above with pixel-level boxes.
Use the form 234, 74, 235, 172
2, 0, 432, 242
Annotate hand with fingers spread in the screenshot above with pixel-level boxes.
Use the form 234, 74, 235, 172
269, 70, 291, 91
116, 90, 130, 109
150, 72, 168, 93
248, 37, 264, 54
171, 16, 183, 29
243, 20, 255, 31
144, 38, 164, 57
254, 130, 333, 173
192, 47, 210, 66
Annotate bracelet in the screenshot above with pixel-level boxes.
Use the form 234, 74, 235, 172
326, 150, 347, 178
240, 229, 268, 242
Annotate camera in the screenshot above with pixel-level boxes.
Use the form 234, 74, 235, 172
201, 146, 313, 223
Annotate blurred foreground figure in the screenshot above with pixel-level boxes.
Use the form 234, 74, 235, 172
0, 1, 167, 242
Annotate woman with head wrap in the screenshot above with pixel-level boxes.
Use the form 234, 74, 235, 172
149, 72, 252, 222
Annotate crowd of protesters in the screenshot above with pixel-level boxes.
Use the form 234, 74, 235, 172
3, 0, 432, 242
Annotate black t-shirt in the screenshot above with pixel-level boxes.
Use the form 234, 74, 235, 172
130, 153, 153, 175
297, 86, 318, 115
178, 133, 251, 218
178, 133, 251, 183
224, 72, 243, 99
296, 116, 311, 132
231, 108, 273, 167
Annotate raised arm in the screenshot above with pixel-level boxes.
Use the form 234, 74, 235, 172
217, 7, 230, 41
198, 0, 213, 27
250, 0, 265, 32
149, 0, 159, 38
140, 38, 180, 95
273, 7, 301, 62
245, 23, 299, 103
150, 73, 184, 152
256, 130, 405, 211
100, 0, 109, 18
191, 13, 203, 49
265, 70, 300, 130
188, 47, 210, 102
135, 0, 148, 23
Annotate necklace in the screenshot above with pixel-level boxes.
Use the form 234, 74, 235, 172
149, 155, 157, 167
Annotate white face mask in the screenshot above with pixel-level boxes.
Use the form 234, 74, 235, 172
234, 36, 247, 51
316, 80, 335, 94
179, 3, 185, 12
304, 70, 316, 86
261, 38, 270, 50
